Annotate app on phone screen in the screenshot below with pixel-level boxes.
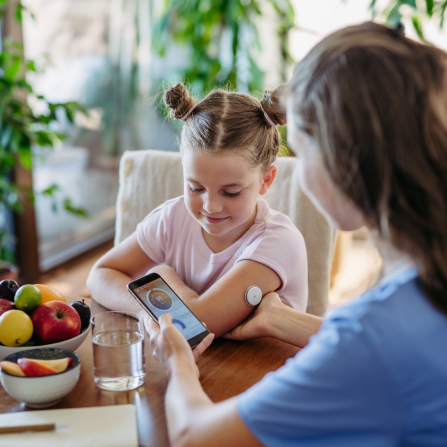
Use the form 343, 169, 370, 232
133, 278, 205, 340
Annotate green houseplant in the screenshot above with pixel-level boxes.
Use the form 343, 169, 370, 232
153, 0, 295, 96
0, 1, 87, 274
153, 0, 295, 155
371, 0, 447, 40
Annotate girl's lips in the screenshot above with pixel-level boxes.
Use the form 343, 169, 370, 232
205, 216, 229, 224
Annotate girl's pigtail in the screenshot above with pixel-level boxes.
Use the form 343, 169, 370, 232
260, 85, 288, 127
163, 83, 196, 121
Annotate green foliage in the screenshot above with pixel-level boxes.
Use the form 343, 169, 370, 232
0, 228, 15, 265
371, 0, 447, 40
153, 0, 295, 96
0, 2, 89, 264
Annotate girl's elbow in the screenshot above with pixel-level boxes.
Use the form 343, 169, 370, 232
86, 263, 106, 298
85, 269, 96, 295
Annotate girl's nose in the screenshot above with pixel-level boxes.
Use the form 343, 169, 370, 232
203, 194, 223, 214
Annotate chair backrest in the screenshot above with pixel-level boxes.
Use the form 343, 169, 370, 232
115, 150, 336, 316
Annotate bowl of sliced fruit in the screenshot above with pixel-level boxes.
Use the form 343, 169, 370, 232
0, 348, 81, 408
0, 280, 91, 360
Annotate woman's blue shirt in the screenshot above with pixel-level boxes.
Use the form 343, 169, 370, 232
238, 268, 447, 446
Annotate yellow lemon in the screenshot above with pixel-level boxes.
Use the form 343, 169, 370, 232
34, 284, 66, 304
0, 310, 33, 347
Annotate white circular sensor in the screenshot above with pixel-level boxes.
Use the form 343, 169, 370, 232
245, 286, 262, 307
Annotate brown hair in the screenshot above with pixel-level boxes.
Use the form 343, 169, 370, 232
163, 83, 287, 171
289, 22, 447, 314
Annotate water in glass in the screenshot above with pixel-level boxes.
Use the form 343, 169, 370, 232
93, 330, 145, 391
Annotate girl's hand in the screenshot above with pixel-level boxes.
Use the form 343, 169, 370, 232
142, 312, 214, 375
222, 292, 283, 341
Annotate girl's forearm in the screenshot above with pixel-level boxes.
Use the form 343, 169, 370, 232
86, 267, 142, 314
149, 265, 199, 300
268, 304, 322, 347
87, 264, 198, 314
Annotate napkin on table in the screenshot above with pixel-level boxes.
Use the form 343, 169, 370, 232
0, 404, 138, 447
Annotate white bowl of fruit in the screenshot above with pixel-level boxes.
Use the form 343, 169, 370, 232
0, 348, 81, 408
0, 280, 91, 360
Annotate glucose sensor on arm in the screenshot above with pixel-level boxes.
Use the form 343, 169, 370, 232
245, 286, 262, 307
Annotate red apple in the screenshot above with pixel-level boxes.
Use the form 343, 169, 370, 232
0, 298, 14, 317
18, 358, 57, 376
31, 301, 81, 344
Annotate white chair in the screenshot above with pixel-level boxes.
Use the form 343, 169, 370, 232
115, 150, 336, 316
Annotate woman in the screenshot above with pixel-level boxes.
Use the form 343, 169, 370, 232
145, 22, 447, 446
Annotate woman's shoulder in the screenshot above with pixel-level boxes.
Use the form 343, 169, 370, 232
325, 267, 420, 331
327, 267, 420, 322
324, 267, 447, 367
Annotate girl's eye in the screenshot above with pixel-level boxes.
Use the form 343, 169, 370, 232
189, 186, 204, 194
223, 191, 241, 198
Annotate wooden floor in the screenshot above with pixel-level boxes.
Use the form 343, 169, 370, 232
37, 241, 114, 300
37, 233, 382, 308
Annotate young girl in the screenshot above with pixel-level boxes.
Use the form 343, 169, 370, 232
87, 83, 308, 336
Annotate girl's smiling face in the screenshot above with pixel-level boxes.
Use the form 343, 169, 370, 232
182, 149, 276, 247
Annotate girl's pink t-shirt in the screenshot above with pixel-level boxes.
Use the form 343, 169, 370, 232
136, 196, 308, 310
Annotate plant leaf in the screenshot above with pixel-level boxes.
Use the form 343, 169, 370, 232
41, 184, 61, 197
63, 198, 89, 218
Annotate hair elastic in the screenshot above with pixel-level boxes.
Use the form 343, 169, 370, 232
179, 103, 197, 121
389, 23, 405, 38
260, 106, 277, 127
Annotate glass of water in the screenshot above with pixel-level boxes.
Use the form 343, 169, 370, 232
91, 311, 146, 391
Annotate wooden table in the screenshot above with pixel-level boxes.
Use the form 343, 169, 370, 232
0, 298, 300, 446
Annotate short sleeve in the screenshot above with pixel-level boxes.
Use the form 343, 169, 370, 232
136, 202, 171, 264
237, 313, 402, 447
236, 214, 307, 303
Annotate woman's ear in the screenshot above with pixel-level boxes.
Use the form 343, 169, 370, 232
259, 165, 277, 195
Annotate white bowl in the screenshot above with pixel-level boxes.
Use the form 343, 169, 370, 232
0, 348, 81, 408
0, 321, 90, 361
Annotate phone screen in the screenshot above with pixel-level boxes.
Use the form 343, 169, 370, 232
128, 274, 209, 347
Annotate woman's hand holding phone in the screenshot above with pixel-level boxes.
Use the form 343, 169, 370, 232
143, 311, 215, 374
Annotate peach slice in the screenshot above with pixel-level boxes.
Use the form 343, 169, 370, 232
17, 357, 73, 376
0, 361, 26, 376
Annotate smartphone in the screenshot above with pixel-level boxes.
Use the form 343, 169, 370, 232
127, 273, 210, 348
